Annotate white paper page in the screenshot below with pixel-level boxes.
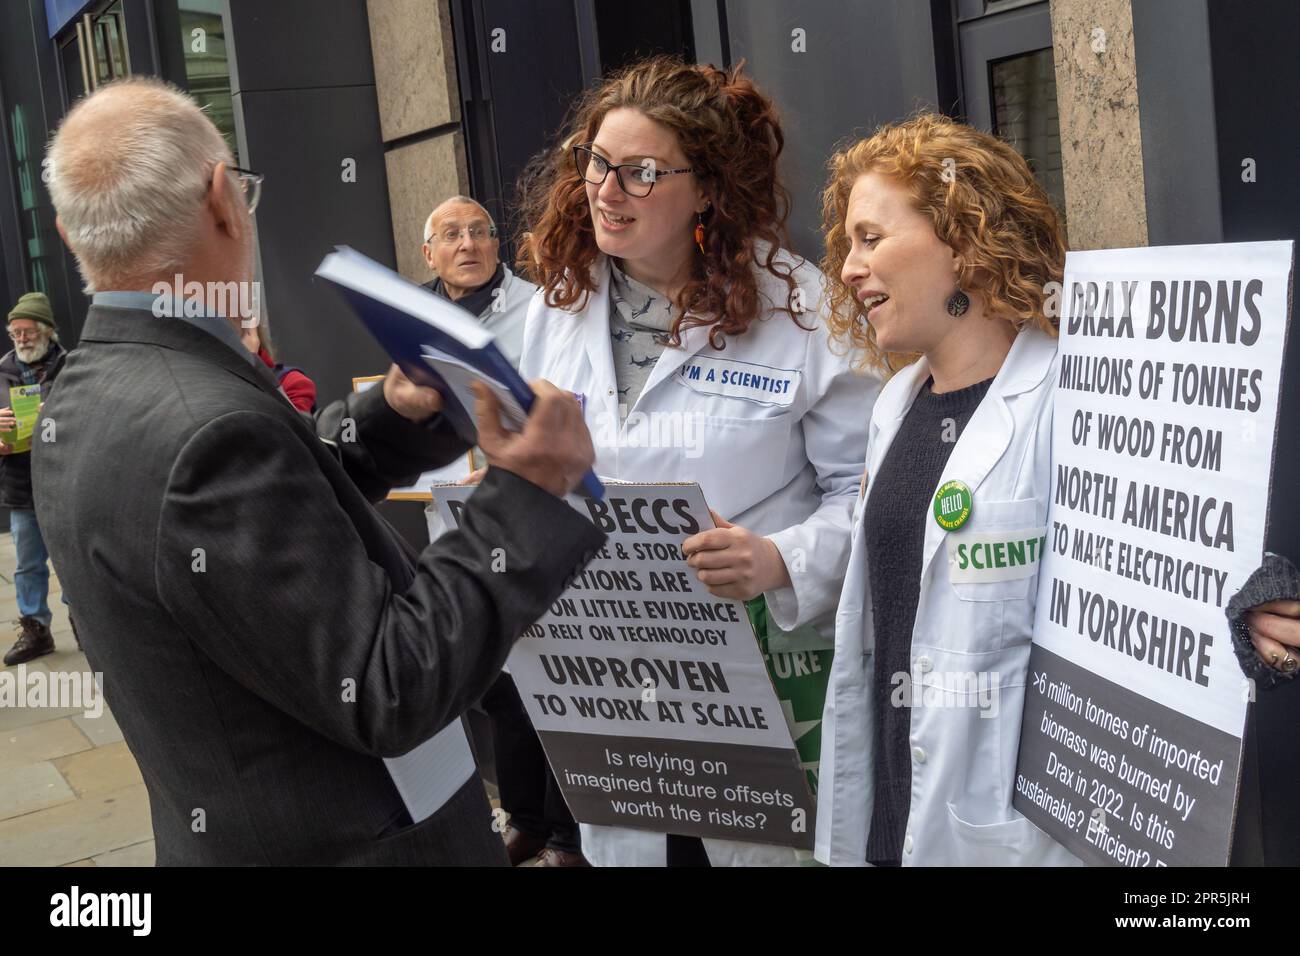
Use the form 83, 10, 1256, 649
420, 344, 528, 430
354, 377, 473, 495
383, 719, 477, 824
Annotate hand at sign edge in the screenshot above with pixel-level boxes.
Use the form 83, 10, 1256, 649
681, 509, 792, 601
1246, 599, 1300, 672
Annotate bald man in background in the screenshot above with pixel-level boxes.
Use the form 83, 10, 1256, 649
420, 195, 587, 865
420, 196, 534, 365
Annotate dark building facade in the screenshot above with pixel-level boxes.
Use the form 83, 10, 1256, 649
2, 0, 1297, 570
2, 0, 1297, 656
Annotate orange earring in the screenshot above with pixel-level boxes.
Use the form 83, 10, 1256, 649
694, 212, 706, 254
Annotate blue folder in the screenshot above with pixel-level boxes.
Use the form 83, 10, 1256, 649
316, 246, 604, 498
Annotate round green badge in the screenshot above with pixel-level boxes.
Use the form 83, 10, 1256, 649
933, 480, 973, 531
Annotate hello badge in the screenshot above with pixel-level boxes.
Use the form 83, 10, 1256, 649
933, 479, 973, 532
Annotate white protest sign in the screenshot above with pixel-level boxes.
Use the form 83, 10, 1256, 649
1015, 240, 1294, 866
433, 482, 815, 848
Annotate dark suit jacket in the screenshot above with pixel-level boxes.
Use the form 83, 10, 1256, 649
32, 304, 605, 865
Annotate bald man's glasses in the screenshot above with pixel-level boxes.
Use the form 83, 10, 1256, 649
430, 223, 498, 245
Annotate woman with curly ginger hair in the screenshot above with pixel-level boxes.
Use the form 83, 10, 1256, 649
814, 113, 1082, 866
518, 56, 880, 867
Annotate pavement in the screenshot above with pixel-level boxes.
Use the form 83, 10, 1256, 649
0, 530, 523, 868
0, 531, 155, 867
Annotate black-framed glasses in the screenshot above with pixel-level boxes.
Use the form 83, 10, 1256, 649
207, 165, 264, 213
572, 144, 693, 198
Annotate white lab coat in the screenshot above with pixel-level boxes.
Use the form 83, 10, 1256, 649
475, 265, 534, 366
815, 327, 1083, 866
519, 248, 880, 866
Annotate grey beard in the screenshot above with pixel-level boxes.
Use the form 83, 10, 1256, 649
15, 341, 50, 364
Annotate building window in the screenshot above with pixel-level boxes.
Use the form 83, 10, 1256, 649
171, 0, 237, 159
7, 102, 53, 295
991, 47, 1066, 221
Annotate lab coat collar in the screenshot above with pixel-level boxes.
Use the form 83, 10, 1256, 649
872, 326, 1056, 430
576, 257, 618, 424
498, 264, 528, 297
638, 320, 713, 401
579, 255, 714, 416
914, 326, 1057, 582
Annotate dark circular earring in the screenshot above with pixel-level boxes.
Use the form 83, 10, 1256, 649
946, 288, 970, 317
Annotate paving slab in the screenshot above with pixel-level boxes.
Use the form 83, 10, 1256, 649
0, 761, 77, 820
72, 707, 124, 747
0, 718, 92, 771
54, 741, 144, 797
93, 839, 155, 867
0, 783, 153, 867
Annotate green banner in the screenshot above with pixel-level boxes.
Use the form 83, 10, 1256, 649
745, 597, 832, 797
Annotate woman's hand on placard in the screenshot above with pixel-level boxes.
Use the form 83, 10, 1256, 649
682, 510, 792, 600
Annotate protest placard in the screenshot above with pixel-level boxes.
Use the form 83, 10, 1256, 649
433, 481, 815, 848
1015, 241, 1294, 865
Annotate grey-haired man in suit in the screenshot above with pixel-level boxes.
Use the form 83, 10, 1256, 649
35, 76, 602, 865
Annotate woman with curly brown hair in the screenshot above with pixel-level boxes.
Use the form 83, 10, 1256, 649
814, 113, 1082, 866
518, 56, 879, 867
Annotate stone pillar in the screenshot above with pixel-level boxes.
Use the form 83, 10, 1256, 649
1049, 0, 1147, 250
366, 0, 470, 282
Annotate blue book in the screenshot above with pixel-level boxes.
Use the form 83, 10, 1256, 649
315, 246, 604, 498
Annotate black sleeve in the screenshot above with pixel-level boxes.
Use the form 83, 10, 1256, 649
155, 409, 605, 757
314, 384, 470, 503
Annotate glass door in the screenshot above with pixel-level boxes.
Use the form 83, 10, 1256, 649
56, 0, 132, 106
957, 0, 1065, 223
87, 2, 132, 87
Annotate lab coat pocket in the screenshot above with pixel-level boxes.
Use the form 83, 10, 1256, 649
945, 803, 1052, 866
946, 498, 1044, 604
690, 411, 793, 511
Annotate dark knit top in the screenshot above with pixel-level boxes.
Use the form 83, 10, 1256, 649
863, 374, 994, 865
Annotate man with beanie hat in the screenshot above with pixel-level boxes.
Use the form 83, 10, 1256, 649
1, 291, 67, 665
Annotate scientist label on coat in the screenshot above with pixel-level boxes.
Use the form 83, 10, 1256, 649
676, 356, 802, 407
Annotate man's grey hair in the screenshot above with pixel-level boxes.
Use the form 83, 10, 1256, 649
422, 196, 496, 243
47, 76, 234, 292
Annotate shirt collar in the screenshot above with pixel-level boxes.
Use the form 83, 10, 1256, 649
608, 258, 676, 333
91, 291, 258, 367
